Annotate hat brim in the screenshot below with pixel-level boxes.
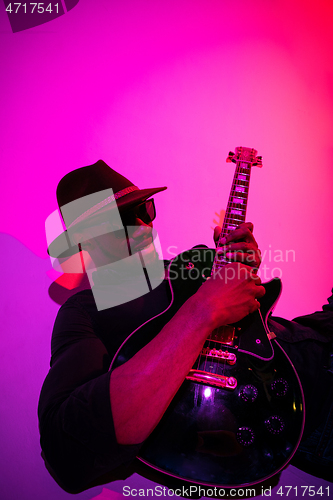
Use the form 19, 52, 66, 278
47, 186, 167, 260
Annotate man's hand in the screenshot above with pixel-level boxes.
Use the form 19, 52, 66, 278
214, 222, 261, 270
197, 261, 266, 329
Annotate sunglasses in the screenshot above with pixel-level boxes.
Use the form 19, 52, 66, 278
121, 199, 156, 226
113, 198, 156, 239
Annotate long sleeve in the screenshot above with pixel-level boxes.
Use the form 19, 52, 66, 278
38, 296, 142, 492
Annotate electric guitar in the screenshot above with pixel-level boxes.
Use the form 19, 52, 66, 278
110, 147, 304, 487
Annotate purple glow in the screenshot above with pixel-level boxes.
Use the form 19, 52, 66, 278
204, 387, 212, 398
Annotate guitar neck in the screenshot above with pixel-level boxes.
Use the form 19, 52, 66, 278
212, 147, 262, 274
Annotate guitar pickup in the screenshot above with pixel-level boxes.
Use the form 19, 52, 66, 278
201, 347, 236, 365
210, 325, 236, 346
186, 369, 237, 390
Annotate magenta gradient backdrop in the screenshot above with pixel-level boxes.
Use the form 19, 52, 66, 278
1, 1, 333, 499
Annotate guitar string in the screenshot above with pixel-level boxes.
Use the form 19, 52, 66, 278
197, 155, 254, 376
205, 162, 242, 375
204, 158, 252, 379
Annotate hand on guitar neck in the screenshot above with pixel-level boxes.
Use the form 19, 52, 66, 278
214, 221, 262, 270
110, 222, 265, 446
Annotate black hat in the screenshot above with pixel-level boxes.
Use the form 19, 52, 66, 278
47, 160, 167, 259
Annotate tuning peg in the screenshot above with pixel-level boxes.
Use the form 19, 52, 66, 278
226, 151, 236, 163
252, 155, 263, 168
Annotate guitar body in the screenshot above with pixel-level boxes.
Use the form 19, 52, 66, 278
111, 248, 305, 487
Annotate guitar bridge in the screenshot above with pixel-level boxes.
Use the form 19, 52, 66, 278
201, 347, 236, 365
186, 369, 237, 390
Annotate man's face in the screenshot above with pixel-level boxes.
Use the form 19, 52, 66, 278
76, 200, 156, 267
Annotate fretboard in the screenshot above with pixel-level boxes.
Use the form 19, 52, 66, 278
211, 147, 261, 275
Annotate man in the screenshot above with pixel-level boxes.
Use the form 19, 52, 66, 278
39, 160, 333, 492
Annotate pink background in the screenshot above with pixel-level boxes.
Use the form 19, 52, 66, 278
1, 1, 332, 499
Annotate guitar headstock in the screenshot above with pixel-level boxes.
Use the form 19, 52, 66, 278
226, 147, 262, 167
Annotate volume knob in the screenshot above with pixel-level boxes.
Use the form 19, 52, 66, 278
271, 378, 289, 397
240, 384, 258, 403
236, 427, 255, 447
265, 415, 285, 435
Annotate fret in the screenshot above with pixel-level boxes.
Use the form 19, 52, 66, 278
232, 197, 245, 204
224, 213, 245, 219
234, 186, 246, 193
224, 218, 244, 225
